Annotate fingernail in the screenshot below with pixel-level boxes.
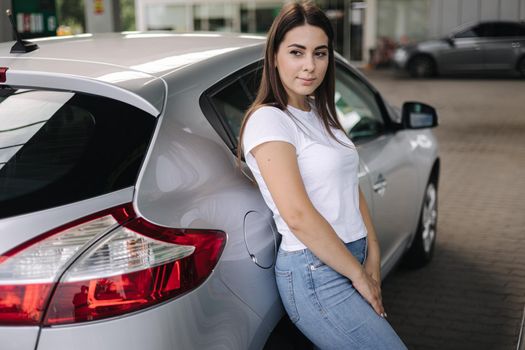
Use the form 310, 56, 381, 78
384, 312, 388, 318
380, 313, 385, 318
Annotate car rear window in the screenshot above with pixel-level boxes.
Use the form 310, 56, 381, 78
0, 88, 156, 219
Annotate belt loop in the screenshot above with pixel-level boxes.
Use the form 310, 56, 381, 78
304, 247, 315, 270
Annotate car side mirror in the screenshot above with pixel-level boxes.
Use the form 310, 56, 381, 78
402, 102, 438, 129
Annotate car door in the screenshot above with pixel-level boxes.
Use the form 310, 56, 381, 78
334, 63, 418, 265
482, 22, 525, 71
440, 24, 484, 72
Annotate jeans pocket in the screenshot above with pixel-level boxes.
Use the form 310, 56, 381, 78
310, 263, 355, 309
275, 269, 300, 323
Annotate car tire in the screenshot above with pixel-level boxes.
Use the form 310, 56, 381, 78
408, 56, 436, 78
402, 178, 438, 268
518, 57, 525, 78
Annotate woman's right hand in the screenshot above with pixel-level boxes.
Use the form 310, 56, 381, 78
352, 268, 386, 317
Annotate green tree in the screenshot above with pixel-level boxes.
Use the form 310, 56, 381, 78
56, 0, 85, 32
120, 0, 135, 31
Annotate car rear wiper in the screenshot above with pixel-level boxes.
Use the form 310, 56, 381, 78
0, 86, 17, 98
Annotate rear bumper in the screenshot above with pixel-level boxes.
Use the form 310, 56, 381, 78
0, 326, 39, 350
36, 274, 265, 350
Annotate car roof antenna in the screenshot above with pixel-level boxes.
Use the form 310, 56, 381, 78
6, 9, 39, 54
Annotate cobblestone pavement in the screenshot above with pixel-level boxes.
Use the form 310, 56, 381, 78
362, 69, 525, 350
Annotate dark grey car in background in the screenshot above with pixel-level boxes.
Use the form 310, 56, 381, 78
394, 21, 525, 77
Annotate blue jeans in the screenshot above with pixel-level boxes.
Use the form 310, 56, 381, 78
275, 237, 407, 350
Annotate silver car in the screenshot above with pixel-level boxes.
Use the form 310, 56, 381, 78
394, 21, 525, 77
0, 32, 439, 350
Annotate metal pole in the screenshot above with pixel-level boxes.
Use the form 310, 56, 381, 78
343, 0, 350, 61
112, 0, 121, 31
0, 0, 14, 42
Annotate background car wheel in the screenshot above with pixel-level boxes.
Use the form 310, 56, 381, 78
518, 57, 525, 78
402, 179, 438, 268
408, 56, 436, 78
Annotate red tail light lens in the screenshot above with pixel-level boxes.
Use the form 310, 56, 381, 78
0, 205, 133, 325
0, 204, 226, 326
0, 67, 7, 83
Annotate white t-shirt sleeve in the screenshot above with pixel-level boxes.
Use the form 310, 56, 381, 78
242, 106, 298, 157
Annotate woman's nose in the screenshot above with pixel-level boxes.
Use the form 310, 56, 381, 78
303, 54, 315, 71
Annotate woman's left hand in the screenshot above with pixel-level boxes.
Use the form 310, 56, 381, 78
364, 259, 381, 285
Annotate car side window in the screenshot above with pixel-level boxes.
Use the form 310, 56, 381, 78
493, 23, 525, 37
210, 80, 251, 141
476, 23, 496, 37
455, 26, 477, 38
518, 25, 525, 36
208, 68, 262, 145
455, 23, 497, 38
334, 65, 385, 142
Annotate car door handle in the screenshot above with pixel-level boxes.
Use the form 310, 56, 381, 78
373, 174, 387, 196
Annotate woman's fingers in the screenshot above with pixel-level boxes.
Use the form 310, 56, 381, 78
354, 273, 386, 317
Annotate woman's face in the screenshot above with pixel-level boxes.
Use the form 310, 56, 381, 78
275, 24, 329, 110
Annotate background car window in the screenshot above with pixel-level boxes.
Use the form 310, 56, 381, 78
518, 24, 525, 36
454, 26, 478, 38
476, 23, 497, 37
0, 88, 156, 219
493, 23, 525, 37
334, 67, 385, 141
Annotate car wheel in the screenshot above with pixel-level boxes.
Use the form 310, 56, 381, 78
402, 179, 438, 268
408, 56, 436, 78
518, 57, 525, 78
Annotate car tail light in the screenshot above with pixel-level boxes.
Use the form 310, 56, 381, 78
0, 67, 7, 83
0, 204, 226, 326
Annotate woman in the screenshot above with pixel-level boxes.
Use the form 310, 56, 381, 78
238, 1, 407, 349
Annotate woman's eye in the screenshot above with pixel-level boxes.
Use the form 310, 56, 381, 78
316, 51, 328, 57
290, 50, 302, 56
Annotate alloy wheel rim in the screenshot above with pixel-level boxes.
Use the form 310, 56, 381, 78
422, 183, 437, 253
416, 59, 431, 77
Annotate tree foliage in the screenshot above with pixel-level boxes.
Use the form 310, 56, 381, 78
120, 0, 135, 31
56, 0, 85, 31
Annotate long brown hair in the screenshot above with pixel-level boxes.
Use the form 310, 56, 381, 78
237, 0, 346, 165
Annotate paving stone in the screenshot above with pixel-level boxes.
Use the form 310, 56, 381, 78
363, 69, 525, 350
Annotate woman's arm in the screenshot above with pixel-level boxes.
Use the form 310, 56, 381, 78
251, 141, 385, 316
359, 188, 382, 284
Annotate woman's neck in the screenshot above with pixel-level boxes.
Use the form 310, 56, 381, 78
287, 98, 311, 112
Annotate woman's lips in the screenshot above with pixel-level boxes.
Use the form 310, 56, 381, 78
298, 77, 315, 86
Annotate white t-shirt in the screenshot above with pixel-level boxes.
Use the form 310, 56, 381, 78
242, 103, 367, 251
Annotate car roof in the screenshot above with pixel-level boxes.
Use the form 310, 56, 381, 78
453, 20, 525, 32
0, 32, 266, 115
1, 32, 266, 75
